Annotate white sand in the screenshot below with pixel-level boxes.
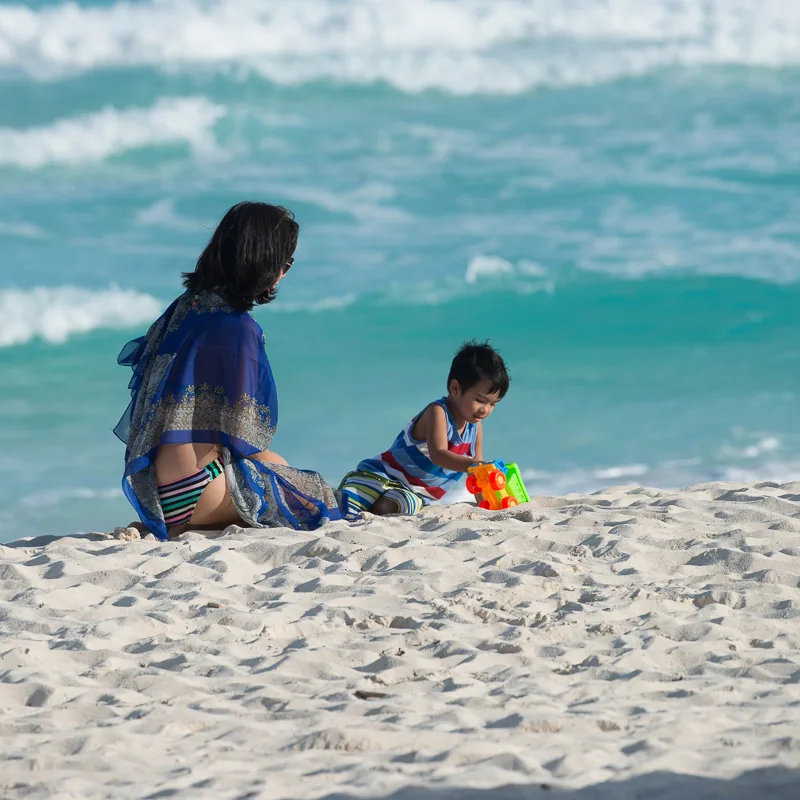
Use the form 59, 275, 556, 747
2, 481, 800, 799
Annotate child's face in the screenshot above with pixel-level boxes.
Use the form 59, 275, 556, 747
449, 379, 502, 424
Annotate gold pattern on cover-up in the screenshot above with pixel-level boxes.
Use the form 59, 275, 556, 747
235, 459, 341, 529
128, 384, 274, 462
165, 290, 230, 333
192, 291, 231, 315
156, 386, 272, 447
133, 354, 172, 423
130, 471, 161, 533
227, 457, 264, 524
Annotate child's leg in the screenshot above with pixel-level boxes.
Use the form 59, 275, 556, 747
371, 495, 402, 515
338, 471, 423, 516
372, 487, 424, 516
338, 471, 385, 514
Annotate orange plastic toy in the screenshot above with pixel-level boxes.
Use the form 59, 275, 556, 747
466, 461, 519, 510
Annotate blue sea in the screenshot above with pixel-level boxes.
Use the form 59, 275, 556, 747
1, 0, 799, 542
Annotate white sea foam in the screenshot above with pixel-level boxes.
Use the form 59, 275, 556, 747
0, 97, 225, 169
0, 220, 46, 238
464, 255, 554, 294
279, 183, 414, 225
717, 460, 800, 484
20, 487, 124, 509
723, 435, 783, 460
592, 463, 650, 481
0, 286, 163, 347
465, 255, 514, 285
135, 198, 204, 231
1, 1, 799, 93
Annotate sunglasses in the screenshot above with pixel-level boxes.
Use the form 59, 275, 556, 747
284, 256, 294, 272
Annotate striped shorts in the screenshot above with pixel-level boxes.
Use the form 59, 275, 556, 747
338, 470, 425, 516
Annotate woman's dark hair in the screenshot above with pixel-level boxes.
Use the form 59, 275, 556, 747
183, 201, 299, 312
448, 339, 510, 398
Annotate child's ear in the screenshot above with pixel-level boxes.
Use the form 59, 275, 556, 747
448, 379, 461, 396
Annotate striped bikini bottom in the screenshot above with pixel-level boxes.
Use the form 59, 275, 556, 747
157, 457, 224, 528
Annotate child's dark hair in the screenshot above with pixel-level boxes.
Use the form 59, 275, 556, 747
183, 201, 299, 312
448, 340, 510, 398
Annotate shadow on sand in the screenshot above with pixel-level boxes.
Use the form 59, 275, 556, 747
320, 767, 800, 800
1, 531, 114, 549
1, 526, 232, 549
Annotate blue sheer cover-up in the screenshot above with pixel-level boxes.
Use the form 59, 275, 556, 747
114, 290, 350, 541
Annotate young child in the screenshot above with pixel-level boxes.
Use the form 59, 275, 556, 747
339, 340, 510, 516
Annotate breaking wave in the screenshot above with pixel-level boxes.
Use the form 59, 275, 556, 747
2, 0, 799, 93
0, 286, 164, 347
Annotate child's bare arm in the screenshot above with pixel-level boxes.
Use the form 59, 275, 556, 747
422, 404, 478, 472
474, 422, 484, 461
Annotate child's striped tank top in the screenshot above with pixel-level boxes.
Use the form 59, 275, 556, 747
357, 397, 478, 502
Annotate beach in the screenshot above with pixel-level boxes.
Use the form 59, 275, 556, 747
2, 481, 800, 799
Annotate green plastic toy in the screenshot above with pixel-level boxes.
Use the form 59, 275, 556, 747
503, 462, 530, 504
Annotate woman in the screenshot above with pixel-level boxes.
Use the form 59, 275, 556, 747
114, 201, 351, 541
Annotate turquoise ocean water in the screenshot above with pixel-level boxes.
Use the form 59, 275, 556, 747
1, 0, 799, 542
